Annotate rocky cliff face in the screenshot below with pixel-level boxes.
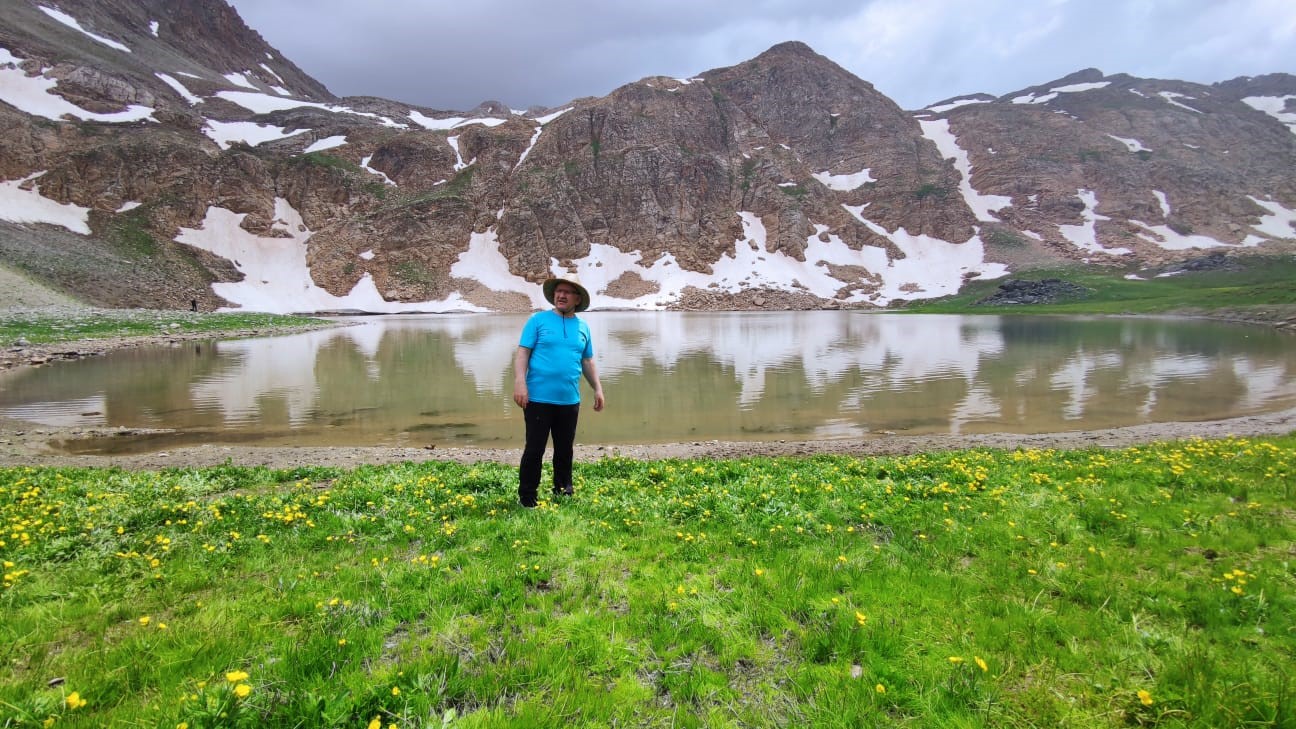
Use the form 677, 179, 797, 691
1, 0, 1293, 313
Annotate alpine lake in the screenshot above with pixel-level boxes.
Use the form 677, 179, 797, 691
2, 311, 1294, 456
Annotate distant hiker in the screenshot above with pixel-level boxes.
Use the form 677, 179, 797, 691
512, 276, 605, 508
190, 299, 198, 312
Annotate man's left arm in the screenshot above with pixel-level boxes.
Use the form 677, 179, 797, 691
581, 357, 605, 412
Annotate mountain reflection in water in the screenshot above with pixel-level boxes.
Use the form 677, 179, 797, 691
2, 312, 1293, 454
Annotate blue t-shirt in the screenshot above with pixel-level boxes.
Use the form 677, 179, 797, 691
519, 310, 593, 405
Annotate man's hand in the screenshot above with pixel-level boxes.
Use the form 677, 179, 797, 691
513, 346, 532, 408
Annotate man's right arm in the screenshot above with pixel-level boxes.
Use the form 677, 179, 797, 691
512, 346, 532, 408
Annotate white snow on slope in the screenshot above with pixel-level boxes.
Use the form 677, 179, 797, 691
215, 89, 398, 126
447, 136, 475, 170
223, 72, 258, 90
1249, 197, 1296, 239
259, 63, 285, 85
1125, 194, 1293, 249
449, 229, 547, 309
1243, 95, 1296, 134
843, 206, 1009, 302
1012, 81, 1110, 105
407, 111, 509, 130
813, 167, 876, 191
919, 118, 1012, 221
0, 47, 154, 122
1159, 91, 1201, 113
1130, 221, 1243, 250
532, 107, 572, 125
1153, 190, 1170, 217
433, 207, 1009, 314
303, 135, 347, 153
514, 125, 544, 170
0, 173, 91, 234
1057, 189, 1130, 256
175, 199, 483, 314
360, 155, 396, 186
202, 119, 297, 150
38, 6, 130, 52
156, 72, 201, 105
927, 98, 990, 114
1108, 135, 1150, 152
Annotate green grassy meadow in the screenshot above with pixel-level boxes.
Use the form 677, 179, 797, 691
3, 438, 1294, 727
0, 311, 327, 347
906, 254, 1296, 318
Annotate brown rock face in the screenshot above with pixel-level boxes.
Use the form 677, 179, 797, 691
1, 2, 1294, 312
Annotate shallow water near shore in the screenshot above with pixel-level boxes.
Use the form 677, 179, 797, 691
1, 311, 1293, 456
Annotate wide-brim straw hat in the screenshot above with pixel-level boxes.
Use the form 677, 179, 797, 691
542, 276, 591, 312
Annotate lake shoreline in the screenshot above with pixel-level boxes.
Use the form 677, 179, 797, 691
3, 405, 1295, 471
3, 307, 1295, 470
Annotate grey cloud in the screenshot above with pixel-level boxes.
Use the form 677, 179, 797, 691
228, 0, 1296, 112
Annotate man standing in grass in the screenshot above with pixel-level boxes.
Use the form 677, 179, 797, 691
512, 276, 605, 508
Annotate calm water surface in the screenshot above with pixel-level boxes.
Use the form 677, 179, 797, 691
2, 312, 1294, 455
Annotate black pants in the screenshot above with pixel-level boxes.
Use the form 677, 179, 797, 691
519, 402, 580, 506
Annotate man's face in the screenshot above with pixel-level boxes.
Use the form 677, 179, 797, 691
553, 283, 582, 313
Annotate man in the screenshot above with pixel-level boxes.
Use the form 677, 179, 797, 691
512, 276, 605, 507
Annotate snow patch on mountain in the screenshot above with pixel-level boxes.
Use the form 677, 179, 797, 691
0, 47, 154, 122
1108, 135, 1150, 152
0, 173, 91, 234
1012, 81, 1110, 105
175, 199, 484, 314
1243, 95, 1296, 134
360, 156, 396, 185
203, 119, 297, 149
38, 6, 130, 53
812, 167, 876, 191
156, 72, 201, 105
408, 112, 509, 130
303, 135, 347, 153
1249, 197, 1296, 239
927, 98, 990, 114
919, 119, 1012, 222
1057, 190, 1130, 256
843, 206, 1009, 302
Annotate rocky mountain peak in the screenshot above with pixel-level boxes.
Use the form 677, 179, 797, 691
0, 0, 1293, 314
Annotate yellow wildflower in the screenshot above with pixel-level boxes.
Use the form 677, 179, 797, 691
66, 691, 87, 709
1138, 689, 1154, 706
368, 718, 382, 729
875, 683, 886, 694
233, 684, 251, 699
974, 656, 988, 672
225, 670, 249, 683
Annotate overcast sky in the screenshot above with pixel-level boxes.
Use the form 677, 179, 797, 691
226, 0, 1295, 112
